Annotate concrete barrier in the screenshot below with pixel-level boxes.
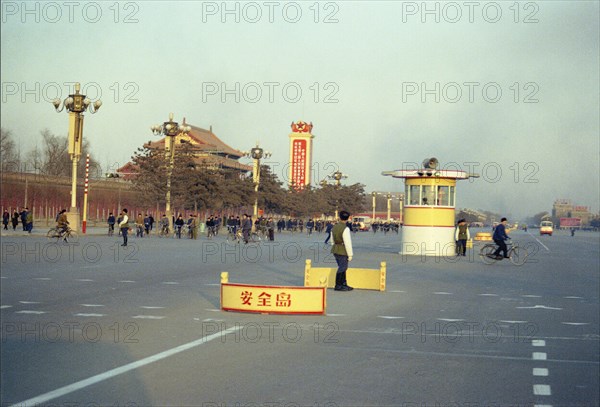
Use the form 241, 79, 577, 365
304, 259, 386, 291
220, 272, 326, 315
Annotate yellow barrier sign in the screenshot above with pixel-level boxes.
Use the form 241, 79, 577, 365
304, 260, 386, 291
221, 283, 326, 315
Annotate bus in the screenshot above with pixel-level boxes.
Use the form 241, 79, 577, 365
540, 220, 553, 236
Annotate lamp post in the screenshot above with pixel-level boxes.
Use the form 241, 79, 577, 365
52, 82, 102, 231
371, 192, 377, 221
327, 170, 347, 219
386, 193, 392, 221
244, 143, 271, 218
151, 113, 191, 231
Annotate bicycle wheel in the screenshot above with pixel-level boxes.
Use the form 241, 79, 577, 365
480, 244, 498, 265
250, 232, 260, 243
47, 228, 59, 242
65, 230, 78, 243
509, 246, 528, 266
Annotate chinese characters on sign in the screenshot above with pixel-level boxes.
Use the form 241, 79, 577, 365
291, 139, 307, 188
241, 291, 292, 308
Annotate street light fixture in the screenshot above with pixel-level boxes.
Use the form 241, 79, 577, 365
52, 82, 101, 231
243, 143, 271, 218
151, 113, 191, 231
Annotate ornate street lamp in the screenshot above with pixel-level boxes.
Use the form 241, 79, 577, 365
243, 143, 271, 218
322, 170, 348, 219
52, 83, 101, 231
151, 113, 191, 231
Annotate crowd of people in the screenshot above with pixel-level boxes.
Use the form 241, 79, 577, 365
2, 208, 33, 233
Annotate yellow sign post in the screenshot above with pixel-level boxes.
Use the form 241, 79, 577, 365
304, 259, 387, 291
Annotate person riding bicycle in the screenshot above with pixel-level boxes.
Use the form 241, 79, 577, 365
160, 214, 169, 234
57, 209, 69, 236
107, 212, 116, 235
492, 217, 510, 259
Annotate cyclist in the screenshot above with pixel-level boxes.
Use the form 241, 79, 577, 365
160, 214, 169, 235
56, 209, 69, 240
492, 217, 510, 259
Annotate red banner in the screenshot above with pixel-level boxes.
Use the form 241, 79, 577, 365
291, 139, 307, 188
560, 218, 581, 227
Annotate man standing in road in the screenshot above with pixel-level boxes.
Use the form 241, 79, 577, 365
241, 214, 253, 244
119, 208, 129, 247
492, 217, 510, 259
331, 210, 354, 292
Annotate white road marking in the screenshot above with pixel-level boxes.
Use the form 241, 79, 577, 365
140, 306, 165, 309
437, 318, 465, 322
533, 368, 549, 376
1, 305, 13, 309
433, 292, 453, 295
564, 296, 583, 299
377, 316, 405, 319
389, 290, 406, 293
132, 315, 165, 320
204, 283, 220, 286
526, 231, 550, 252
532, 340, 546, 347
533, 384, 552, 396
74, 313, 106, 317
34, 277, 52, 281
522, 295, 542, 298
201, 318, 225, 322
15, 310, 47, 314
9, 326, 242, 407
162, 282, 180, 285
500, 320, 528, 324
75, 279, 95, 282
19, 301, 41, 304
205, 308, 221, 312
326, 314, 346, 317
532, 352, 547, 360
561, 322, 590, 326
533, 404, 552, 407
119, 280, 136, 283
80, 304, 105, 307
0, 276, 7, 279
478, 293, 499, 297
516, 305, 563, 310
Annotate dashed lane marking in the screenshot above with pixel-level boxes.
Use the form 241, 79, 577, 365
516, 305, 563, 310
532, 340, 546, 347
500, 320, 529, 324
119, 280, 136, 283
564, 296, 583, 299
15, 310, 47, 314
161, 282, 180, 285
533, 384, 552, 396
9, 326, 242, 407
140, 306, 166, 309
437, 318, 465, 322
131, 315, 165, 320
80, 304, 105, 307
19, 301, 41, 304
478, 293, 499, 297
533, 352, 547, 360
1, 305, 13, 309
523, 295, 542, 298
433, 292, 453, 295
33, 278, 52, 281
533, 368, 549, 376
74, 313, 106, 317
75, 279, 95, 282
377, 316, 405, 319
561, 322, 590, 326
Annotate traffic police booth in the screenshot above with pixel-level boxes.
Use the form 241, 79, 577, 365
382, 158, 478, 256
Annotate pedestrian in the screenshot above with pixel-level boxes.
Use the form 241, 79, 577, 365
175, 214, 184, 238
330, 210, 354, 291
190, 214, 198, 239
306, 218, 314, 235
11, 211, 19, 231
135, 214, 144, 237
455, 219, 470, 256
144, 213, 151, 235
148, 214, 155, 232
267, 217, 275, 241
324, 221, 333, 244
119, 209, 129, 246
2, 211, 9, 230
571, 228, 575, 237
241, 214, 252, 244
20, 208, 27, 231
25, 209, 33, 233
107, 212, 116, 236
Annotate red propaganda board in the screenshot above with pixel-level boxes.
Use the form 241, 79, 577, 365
560, 218, 581, 227
291, 139, 307, 187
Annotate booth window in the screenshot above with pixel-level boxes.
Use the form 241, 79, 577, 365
422, 186, 435, 205
408, 185, 420, 205
437, 186, 449, 206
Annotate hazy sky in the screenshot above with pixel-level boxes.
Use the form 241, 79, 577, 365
1, 1, 598, 219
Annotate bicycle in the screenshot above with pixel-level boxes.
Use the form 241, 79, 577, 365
47, 226, 78, 243
108, 224, 115, 236
158, 225, 170, 238
227, 227, 260, 244
479, 240, 528, 265
207, 225, 217, 239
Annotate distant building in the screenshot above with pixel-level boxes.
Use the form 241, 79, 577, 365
552, 199, 593, 227
118, 123, 251, 178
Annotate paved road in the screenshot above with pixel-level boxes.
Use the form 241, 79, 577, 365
1, 228, 598, 406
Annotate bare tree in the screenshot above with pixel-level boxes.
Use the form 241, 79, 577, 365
1, 128, 19, 172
